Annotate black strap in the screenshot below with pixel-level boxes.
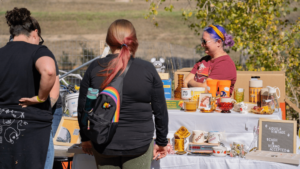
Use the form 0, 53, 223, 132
119, 57, 133, 78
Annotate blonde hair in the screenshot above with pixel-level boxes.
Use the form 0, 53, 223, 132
99, 19, 138, 89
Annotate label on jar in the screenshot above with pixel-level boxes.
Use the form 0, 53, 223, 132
249, 87, 262, 105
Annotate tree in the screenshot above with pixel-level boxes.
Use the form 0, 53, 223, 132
146, 0, 300, 118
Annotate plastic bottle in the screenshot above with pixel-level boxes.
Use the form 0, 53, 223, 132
85, 88, 99, 111
82, 88, 98, 127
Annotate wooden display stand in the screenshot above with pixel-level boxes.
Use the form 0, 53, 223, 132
246, 150, 300, 165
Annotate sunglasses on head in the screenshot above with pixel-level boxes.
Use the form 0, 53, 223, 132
9, 35, 44, 45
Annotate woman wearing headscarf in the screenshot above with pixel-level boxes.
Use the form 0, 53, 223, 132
184, 25, 237, 95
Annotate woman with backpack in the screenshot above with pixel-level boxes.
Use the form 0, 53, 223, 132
78, 19, 169, 169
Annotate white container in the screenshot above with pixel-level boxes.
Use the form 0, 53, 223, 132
181, 88, 192, 100
65, 93, 79, 117
212, 146, 227, 157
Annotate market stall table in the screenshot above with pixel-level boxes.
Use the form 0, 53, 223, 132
150, 154, 300, 169
164, 109, 282, 148
70, 109, 285, 169
72, 153, 300, 169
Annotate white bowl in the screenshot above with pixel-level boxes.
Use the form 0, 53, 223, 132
212, 146, 227, 157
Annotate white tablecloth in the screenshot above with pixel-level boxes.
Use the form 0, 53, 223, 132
150, 154, 300, 169
72, 153, 300, 169
164, 109, 281, 149
71, 109, 285, 169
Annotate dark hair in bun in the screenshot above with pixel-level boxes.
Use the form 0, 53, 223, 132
5, 7, 41, 37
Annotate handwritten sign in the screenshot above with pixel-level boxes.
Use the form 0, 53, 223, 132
259, 118, 296, 154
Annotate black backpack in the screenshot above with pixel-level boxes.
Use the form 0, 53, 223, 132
81, 58, 132, 151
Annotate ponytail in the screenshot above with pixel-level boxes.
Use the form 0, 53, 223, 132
98, 20, 138, 90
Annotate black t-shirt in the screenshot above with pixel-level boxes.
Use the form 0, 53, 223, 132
0, 41, 57, 110
78, 54, 169, 155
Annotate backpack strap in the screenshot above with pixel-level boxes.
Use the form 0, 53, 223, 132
120, 57, 133, 78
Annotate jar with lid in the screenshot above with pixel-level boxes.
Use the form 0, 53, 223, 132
260, 88, 269, 107
249, 79, 263, 107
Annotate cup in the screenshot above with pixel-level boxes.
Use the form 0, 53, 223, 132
181, 88, 192, 100
184, 101, 197, 112
206, 79, 219, 97
192, 130, 208, 143
190, 87, 205, 102
212, 146, 227, 157
234, 88, 244, 102
218, 80, 231, 97
174, 139, 185, 151
208, 131, 222, 144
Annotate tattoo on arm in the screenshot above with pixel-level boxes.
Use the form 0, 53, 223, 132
50, 97, 58, 108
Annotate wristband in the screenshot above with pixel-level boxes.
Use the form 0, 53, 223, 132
37, 96, 45, 103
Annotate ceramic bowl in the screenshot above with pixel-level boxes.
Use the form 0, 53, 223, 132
212, 146, 227, 157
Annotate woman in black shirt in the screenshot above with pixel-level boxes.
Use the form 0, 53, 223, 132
78, 19, 169, 169
0, 8, 57, 169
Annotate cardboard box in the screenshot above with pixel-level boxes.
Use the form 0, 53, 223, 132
174, 68, 285, 103
162, 79, 172, 99
173, 68, 300, 119
159, 73, 170, 80
235, 71, 285, 103
166, 98, 183, 109
174, 68, 191, 89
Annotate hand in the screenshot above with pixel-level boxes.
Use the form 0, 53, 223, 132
153, 144, 168, 160
82, 141, 93, 156
19, 96, 41, 108
183, 81, 188, 88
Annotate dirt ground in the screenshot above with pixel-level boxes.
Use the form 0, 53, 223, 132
0, 0, 298, 63
0, 0, 201, 48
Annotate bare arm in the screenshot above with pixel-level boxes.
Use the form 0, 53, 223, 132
36, 57, 56, 101
188, 78, 207, 88
49, 76, 60, 108
183, 73, 195, 88
19, 56, 56, 107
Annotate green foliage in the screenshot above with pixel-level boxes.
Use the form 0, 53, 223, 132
145, 0, 300, 114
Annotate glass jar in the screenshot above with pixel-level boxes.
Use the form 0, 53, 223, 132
260, 88, 269, 107
234, 88, 244, 103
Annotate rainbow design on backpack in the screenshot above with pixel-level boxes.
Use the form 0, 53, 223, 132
99, 87, 120, 122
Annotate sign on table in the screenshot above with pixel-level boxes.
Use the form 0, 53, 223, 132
259, 118, 296, 153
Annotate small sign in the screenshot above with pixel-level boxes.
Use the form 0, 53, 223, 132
259, 118, 296, 154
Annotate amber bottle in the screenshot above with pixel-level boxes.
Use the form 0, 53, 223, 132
174, 74, 184, 99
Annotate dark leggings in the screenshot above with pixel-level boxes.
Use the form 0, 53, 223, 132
92, 141, 153, 169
